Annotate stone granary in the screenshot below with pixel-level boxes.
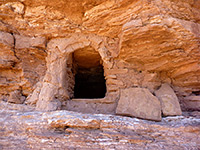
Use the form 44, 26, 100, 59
1, 0, 200, 121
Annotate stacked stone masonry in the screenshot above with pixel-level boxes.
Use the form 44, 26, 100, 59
0, 0, 200, 121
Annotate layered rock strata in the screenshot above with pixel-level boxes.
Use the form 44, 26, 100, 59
0, 101, 200, 150
0, 0, 200, 121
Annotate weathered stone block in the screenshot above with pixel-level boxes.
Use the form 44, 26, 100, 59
116, 88, 161, 121
106, 79, 124, 86
15, 35, 46, 49
105, 69, 128, 75
155, 83, 182, 116
0, 31, 14, 47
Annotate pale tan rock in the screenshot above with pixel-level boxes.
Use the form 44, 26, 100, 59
106, 85, 119, 92
122, 19, 143, 30
106, 79, 124, 86
155, 83, 182, 116
66, 99, 117, 114
15, 35, 46, 49
7, 90, 24, 104
116, 88, 161, 121
5, 2, 24, 14
36, 99, 61, 111
0, 31, 14, 47
182, 96, 200, 111
25, 82, 42, 105
141, 72, 161, 93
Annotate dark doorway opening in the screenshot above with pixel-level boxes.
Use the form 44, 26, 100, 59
73, 46, 106, 99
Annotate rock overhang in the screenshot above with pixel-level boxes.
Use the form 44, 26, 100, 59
0, 0, 200, 122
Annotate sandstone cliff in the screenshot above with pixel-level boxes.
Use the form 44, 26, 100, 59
0, 0, 200, 149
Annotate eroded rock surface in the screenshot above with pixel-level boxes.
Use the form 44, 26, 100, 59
155, 83, 182, 116
116, 88, 161, 121
0, 101, 199, 150
0, 0, 199, 112
0, 1, 200, 147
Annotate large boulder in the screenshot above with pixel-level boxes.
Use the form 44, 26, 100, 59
155, 83, 182, 116
116, 88, 161, 121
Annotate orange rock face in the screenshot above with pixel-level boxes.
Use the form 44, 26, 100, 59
0, 1, 199, 113
0, 0, 200, 148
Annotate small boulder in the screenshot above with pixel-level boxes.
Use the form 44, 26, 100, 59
116, 88, 161, 121
155, 83, 182, 116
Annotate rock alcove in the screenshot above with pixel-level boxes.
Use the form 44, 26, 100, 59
24, 33, 196, 121
31, 35, 119, 115
1, 0, 200, 122
0, 1, 200, 149
72, 46, 106, 99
